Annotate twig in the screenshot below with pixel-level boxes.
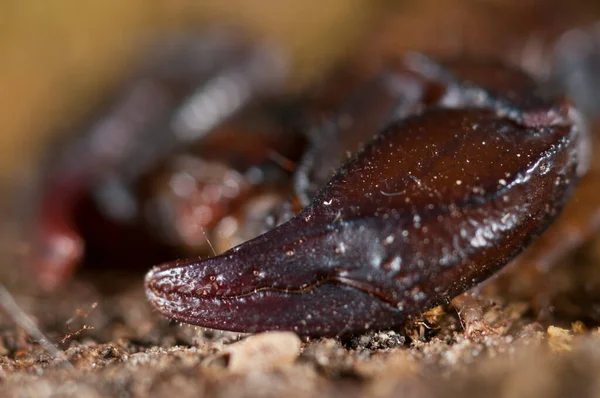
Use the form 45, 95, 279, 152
0, 283, 73, 369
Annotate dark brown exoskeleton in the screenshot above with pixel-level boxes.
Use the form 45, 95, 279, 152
145, 52, 589, 337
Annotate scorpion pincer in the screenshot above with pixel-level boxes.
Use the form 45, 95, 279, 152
145, 53, 588, 337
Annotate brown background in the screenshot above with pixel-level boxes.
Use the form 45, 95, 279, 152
4, 0, 600, 183
1, 0, 382, 183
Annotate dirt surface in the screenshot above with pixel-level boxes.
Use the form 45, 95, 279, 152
4, 248, 600, 398
4, 1, 600, 397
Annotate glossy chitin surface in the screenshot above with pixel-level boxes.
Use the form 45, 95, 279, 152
145, 54, 588, 336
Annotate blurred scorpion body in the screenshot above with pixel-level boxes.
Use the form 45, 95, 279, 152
32, 23, 600, 336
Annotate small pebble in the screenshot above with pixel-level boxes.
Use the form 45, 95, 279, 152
222, 331, 301, 373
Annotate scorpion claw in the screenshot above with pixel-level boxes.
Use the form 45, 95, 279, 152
144, 230, 406, 336
147, 55, 585, 337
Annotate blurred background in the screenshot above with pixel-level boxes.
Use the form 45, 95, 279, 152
2, 0, 600, 285
1, 0, 380, 184
3, 0, 600, 185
